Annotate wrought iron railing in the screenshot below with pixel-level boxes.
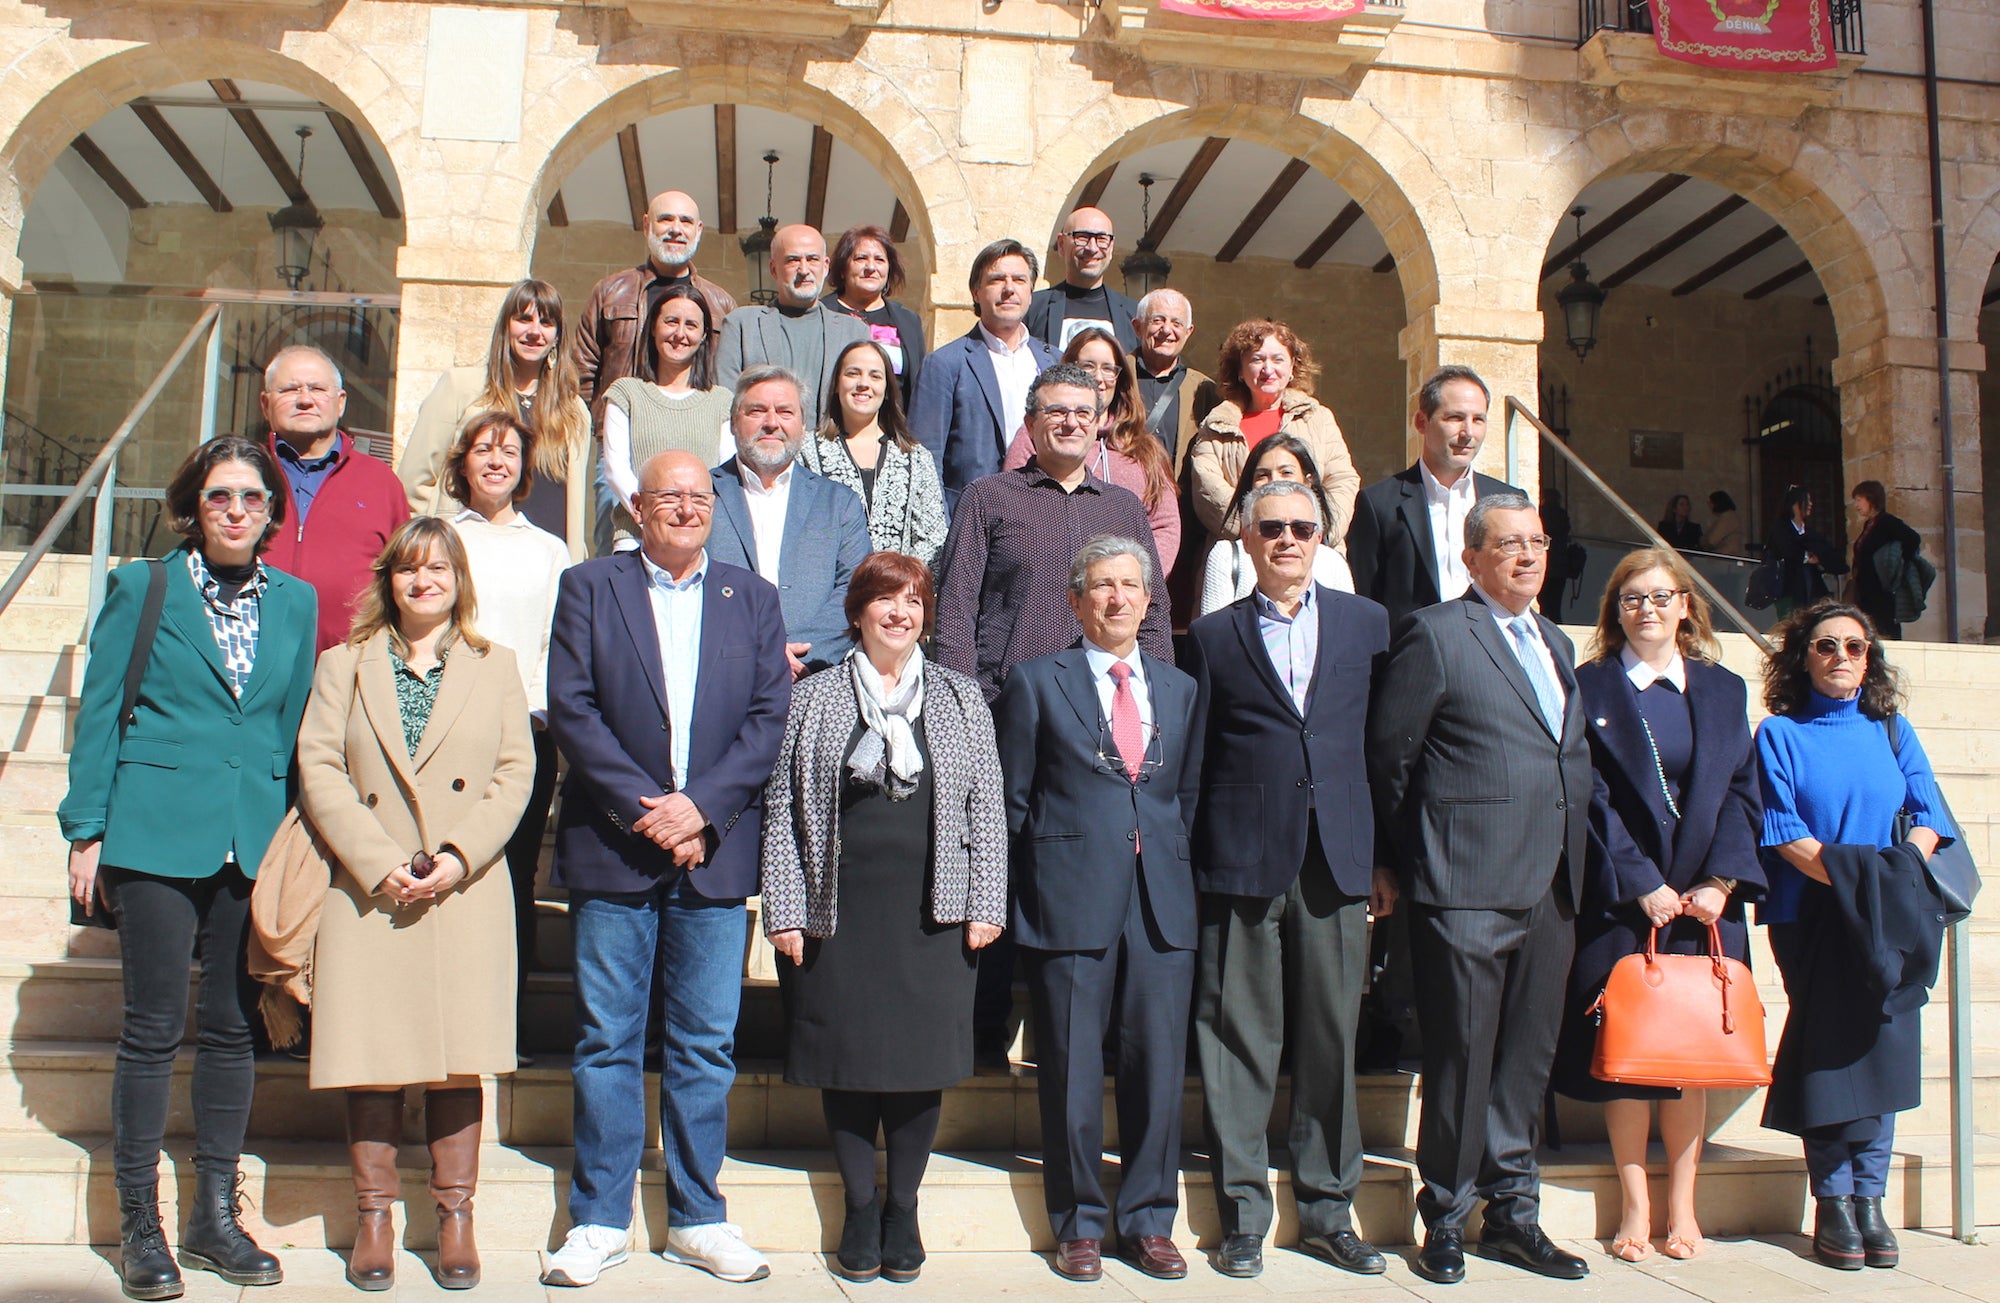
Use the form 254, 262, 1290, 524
1579, 0, 1864, 55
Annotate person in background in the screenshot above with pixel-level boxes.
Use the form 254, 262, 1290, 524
1705, 491, 1745, 557
1766, 486, 1838, 620
444, 411, 571, 1060
61, 437, 314, 1301
399, 279, 592, 560
760, 552, 1007, 1285
259, 344, 411, 653
800, 339, 949, 569
1025, 207, 1141, 353
1551, 548, 1764, 1266
296, 516, 535, 1292
1186, 319, 1358, 549
823, 224, 928, 411
1540, 487, 1576, 624
1198, 433, 1352, 616
715, 225, 869, 431
1656, 494, 1703, 551
599, 283, 731, 553
1846, 479, 1923, 639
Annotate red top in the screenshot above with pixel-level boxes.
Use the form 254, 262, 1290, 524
1240, 406, 1284, 448
261, 433, 412, 652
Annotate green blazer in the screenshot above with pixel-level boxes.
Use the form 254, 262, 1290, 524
59, 547, 318, 878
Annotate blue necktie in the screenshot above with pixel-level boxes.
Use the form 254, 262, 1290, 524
1508, 617, 1564, 738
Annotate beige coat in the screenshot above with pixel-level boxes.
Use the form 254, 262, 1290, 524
1186, 388, 1360, 543
296, 630, 536, 1090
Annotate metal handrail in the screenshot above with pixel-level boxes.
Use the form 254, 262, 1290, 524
1502, 395, 1771, 652
0, 304, 221, 625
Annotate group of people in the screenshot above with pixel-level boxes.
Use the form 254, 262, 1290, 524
59, 191, 1957, 1300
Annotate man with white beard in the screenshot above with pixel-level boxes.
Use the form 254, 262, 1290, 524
714, 224, 868, 431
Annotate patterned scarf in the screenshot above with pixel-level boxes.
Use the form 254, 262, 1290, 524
187, 548, 266, 698
847, 647, 925, 800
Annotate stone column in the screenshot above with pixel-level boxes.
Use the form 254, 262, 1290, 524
1833, 334, 1988, 642
1398, 304, 1545, 492
388, 244, 532, 461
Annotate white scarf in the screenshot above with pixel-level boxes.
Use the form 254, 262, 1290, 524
848, 646, 926, 799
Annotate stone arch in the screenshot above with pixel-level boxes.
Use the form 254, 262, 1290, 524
1946, 181, 2000, 345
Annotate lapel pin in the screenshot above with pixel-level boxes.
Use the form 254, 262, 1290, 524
1595, 717, 1608, 727
720, 586, 734, 597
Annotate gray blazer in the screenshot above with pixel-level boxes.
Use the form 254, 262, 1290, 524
714, 304, 870, 429
759, 659, 1008, 937
708, 458, 874, 671
1366, 590, 1591, 912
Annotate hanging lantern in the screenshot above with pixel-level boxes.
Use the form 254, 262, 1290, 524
1120, 173, 1173, 298
740, 150, 780, 306
270, 126, 324, 292
1555, 206, 1607, 362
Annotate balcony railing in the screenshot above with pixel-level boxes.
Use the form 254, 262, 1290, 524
1580, 0, 1864, 55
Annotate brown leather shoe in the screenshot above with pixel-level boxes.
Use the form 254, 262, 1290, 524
345, 1090, 402, 1291
1053, 1238, 1103, 1280
425, 1088, 483, 1290
1119, 1234, 1188, 1280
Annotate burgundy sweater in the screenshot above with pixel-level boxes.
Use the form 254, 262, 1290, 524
262, 433, 411, 652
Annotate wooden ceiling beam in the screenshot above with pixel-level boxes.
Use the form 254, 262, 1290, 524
209, 79, 307, 204
1218, 158, 1309, 264
1373, 252, 1395, 273
1981, 283, 2000, 309
131, 104, 230, 213
546, 191, 569, 228
1143, 137, 1227, 249
714, 105, 738, 234
1293, 200, 1364, 270
323, 110, 401, 219
1599, 195, 1748, 291
1672, 225, 1788, 296
617, 123, 648, 233
803, 126, 833, 233
1540, 174, 1688, 281
70, 132, 146, 210
1074, 167, 1114, 214
889, 200, 910, 244
1744, 259, 1815, 301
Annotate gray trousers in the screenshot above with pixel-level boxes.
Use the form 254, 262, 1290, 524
1194, 847, 1368, 1239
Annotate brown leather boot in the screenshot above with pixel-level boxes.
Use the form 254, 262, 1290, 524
345, 1090, 403, 1291
425, 1088, 483, 1290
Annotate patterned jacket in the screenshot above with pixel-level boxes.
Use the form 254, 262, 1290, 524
798, 432, 950, 570
759, 659, 1008, 937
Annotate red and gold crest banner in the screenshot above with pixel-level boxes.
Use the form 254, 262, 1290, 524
1651, 0, 1837, 72
1158, 0, 1366, 20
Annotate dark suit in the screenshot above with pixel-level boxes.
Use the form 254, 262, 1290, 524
995, 645, 1204, 1243
546, 551, 792, 900
1186, 586, 1388, 1241
706, 458, 873, 673
908, 327, 1059, 507
1345, 464, 1517, 630
1025, 282, 1141, 354
1366, 590, 1590, 1232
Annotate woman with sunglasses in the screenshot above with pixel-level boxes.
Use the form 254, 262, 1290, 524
1550, 549, 1763, 1265
1196, 434, 1351, 617
1755, 599, 1952, 1272
60, 436, 317, 1299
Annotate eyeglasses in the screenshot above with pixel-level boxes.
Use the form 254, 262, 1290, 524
1488, 534, 1552, 557
1809, 636, 1870, 661
270, 382, 334, 400
202, 487, 271, 513
1064, 230, 1114, 247
637, 490, 716, 512
1093, 718, 1164, 780
1618, 589, 1687, 612
1253, 518, 1322, 542
1035, 405, 1099, 425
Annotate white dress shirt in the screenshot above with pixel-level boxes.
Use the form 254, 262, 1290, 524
1082, 638, 1154, 731
737, 460, 793, 585
1621, 645, 1688, 693
639, 548, 707, 791
1471, 582, 1567, 717
1420, 458, 1477, 601
978, 322, 1040, 444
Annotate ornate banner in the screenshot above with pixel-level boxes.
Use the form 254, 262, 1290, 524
1650, 0, 1837, 72
1158, 0, 1366, 20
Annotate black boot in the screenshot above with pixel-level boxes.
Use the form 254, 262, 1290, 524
1813, 1195, 1864, 1270
881, 1198, 925, 1283
1851, 1195, 1899, 1268
179, 1168, 282, 1286
116, 1185, 183, 1301
832, 1193, 882, 1281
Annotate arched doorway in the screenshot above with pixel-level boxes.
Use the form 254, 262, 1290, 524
1754, 377, 1846, 562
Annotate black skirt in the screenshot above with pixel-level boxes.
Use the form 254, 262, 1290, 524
780, 720, 976, 1092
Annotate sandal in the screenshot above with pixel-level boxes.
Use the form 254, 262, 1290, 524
1663, 1233, 1704, 1260
1610, 1234, 1654, 1263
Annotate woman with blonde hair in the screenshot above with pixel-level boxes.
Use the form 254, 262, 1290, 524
297, 516, 535, 1291
1551, 548, 1763, 1264
399, 279, 592, 558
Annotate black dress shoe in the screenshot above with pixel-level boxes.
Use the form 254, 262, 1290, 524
1813, 1195, 1865, 1270
1849, 1196, 1898, 1268
1412, 1228, 1465, 1284
1477, 1223, 1589, 1280
1299, 1230, 1387, 1275
1215, 1233, 1262, 1278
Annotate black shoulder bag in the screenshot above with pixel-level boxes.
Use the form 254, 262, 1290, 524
1888, 712, 1981, 926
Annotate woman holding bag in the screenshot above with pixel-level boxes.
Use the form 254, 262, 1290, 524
296, 516, 535, 1291
1551, 548, 1764, 1264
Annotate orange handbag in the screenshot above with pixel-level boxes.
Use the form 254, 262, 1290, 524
1587, 921, 1771, 1089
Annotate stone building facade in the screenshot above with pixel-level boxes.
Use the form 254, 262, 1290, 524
0, 0, 1995, 636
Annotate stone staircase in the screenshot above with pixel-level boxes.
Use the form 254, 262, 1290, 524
0, 550, 1994, 1255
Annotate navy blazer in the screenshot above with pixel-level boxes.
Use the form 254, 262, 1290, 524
1576, 657, 1765, 913
546, 552, 791, 899
994, 647, 1205, 953
706, 458, 872, 672
908, 327, 1059, 508
1186, 586, 1389, 899
1344, 464, 1517, 630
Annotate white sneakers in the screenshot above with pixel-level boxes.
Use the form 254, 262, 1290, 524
543, 1221, 770, 1286
542, 1224, 630, 1287
662, 1222, 772, 1283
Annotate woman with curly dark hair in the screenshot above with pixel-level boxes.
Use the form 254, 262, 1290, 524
1755, 599, 1953, 1273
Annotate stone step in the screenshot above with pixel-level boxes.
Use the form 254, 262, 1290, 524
4, 1130, 1997, 1250
0, 695, 74, 755
0, 597, 89, 656
0, 648, 82, 697
0, 753, 72, 816
0, 553, 123, 604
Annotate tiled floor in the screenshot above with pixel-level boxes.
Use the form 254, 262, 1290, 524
4, 1231, 1996, 1303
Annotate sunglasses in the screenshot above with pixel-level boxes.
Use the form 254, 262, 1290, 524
1253, 518, 1322, 542
1808, 636, 1870, 661
202, 487, 271, 513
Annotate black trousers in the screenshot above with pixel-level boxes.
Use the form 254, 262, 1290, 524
105, 865, 259, 1190
1407, 884, 1573, 1231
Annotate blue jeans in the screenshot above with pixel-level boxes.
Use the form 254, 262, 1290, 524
568, 877, 746, 1230
1804, 1114, 1895, 1197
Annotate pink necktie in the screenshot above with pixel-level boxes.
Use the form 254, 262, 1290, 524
1109, 662, 1142, 782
